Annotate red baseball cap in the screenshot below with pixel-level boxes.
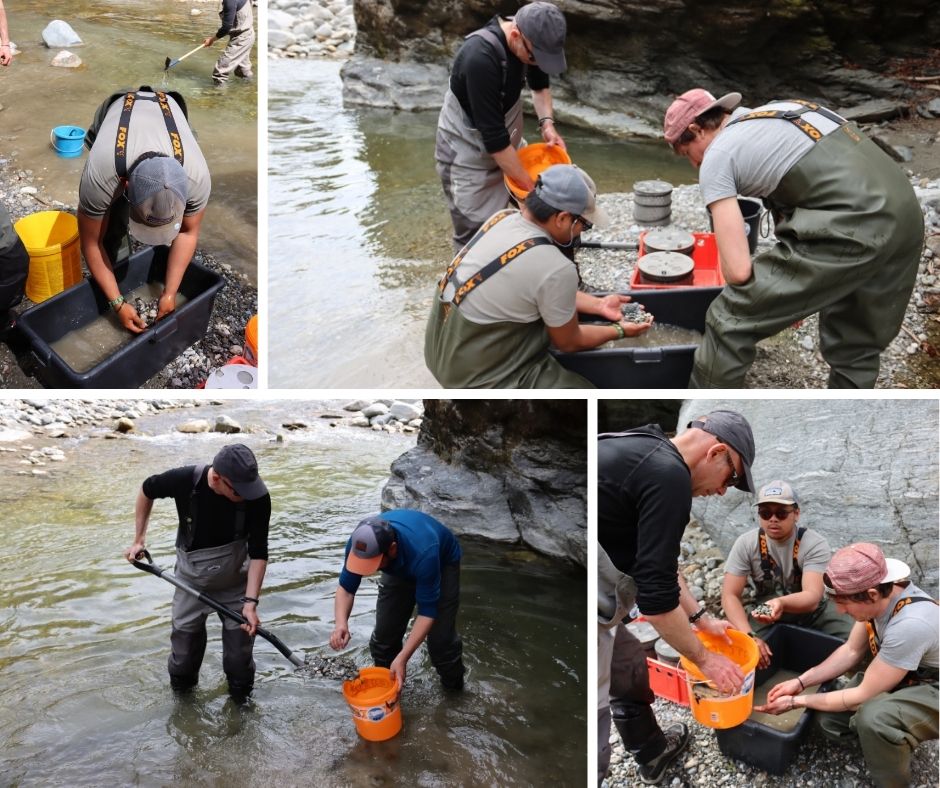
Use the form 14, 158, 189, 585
663, 89, 742, 145
824, 543, 911, 596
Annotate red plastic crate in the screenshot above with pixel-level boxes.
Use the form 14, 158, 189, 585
630, 231, 726, 290
647, 657, 690, 705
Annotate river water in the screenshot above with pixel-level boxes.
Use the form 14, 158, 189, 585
0, 400, 586, 786
267, 58, 695, 388
3, 0, 258, 282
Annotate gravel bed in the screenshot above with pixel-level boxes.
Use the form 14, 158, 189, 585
0, 155, 257, 390
603, 519, 940, 788
579, 177, 940, 389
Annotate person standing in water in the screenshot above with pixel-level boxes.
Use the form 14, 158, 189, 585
203, 0, 255, 86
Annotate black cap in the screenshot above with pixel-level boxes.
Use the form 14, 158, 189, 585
212, 444, 268, 500
687, 410, 756, 492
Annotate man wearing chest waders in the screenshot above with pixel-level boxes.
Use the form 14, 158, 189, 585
664, 89, 923, 389
330, 510, 465, 690
202, 0, 255, 86
435, 2, 568, 254
425, 163, 652, 389
123, 444, 271, 701
79, 88, 211, 334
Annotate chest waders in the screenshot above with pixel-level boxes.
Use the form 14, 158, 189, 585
424, 210, 592, 388
753, 526, 806, 597
435, 28, 525, 252
167, 465, 255, 696
691, 106, 923, 389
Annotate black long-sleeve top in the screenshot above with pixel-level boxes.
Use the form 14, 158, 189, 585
448, 15, 550, 153
216, 0, 248, 39
597, 425, 691, 616
142, 464, 271, 560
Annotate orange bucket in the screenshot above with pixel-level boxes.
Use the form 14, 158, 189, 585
244, 314, 258, 365
679, 629, 759, 729
504, 142, 572, 201
342, 667, 403, 741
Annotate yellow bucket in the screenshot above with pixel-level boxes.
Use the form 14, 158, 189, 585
14, 211, 82, 303
679, 629, 759, 729
342, 667, 403, 741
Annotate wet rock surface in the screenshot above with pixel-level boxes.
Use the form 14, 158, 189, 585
300, 653, 359, 681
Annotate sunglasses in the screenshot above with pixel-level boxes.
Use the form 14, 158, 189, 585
573, 215, 593, 231
520, 34, 535, 62
758, 506, 794, 520
722, 447, 741, 489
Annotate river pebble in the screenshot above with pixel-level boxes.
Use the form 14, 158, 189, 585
268, 0, 357, 60
603, 518, 939, 787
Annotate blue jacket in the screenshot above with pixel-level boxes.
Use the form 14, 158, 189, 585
340, 509, 461, 618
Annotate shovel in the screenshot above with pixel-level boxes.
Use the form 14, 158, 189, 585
131, 549, 305, 667
164, 43, 206, 71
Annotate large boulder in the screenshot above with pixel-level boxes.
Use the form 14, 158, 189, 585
345, 0, 939, 137
680, 399, 939, 595
381, 399, 587, 565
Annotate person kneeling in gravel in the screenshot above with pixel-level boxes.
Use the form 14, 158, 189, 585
425, 164, 652, 388
755, 543, 938, 788
721, 480, 853, 668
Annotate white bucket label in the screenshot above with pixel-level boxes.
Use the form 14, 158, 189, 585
367, 706, 385, 722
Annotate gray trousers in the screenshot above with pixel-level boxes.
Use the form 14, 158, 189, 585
369, 563, 464, 689
817, 673, 939, 788
213, 2, 254, 83
168, 541, 255, 693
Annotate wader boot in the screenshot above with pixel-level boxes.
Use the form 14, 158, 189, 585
424, 295, 592, 388
691, 123, 923, 389
435, 61, 524, 254
0, 206, 28, 317
168, 540, 255, 697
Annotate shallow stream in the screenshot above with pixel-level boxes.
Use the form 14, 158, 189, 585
0, 401, 586, 786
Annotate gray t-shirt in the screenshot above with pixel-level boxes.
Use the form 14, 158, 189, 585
725, 525, 832, 596
441, 211, 578, 327
79, 92, 211, 218
873, 583, 939, 672
699, 102, 846, 207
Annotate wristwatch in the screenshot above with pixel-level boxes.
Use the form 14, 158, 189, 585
688, 607, 707, 624
240, 596, 259, 606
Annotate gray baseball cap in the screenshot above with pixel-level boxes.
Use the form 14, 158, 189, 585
127, 155, 188, 247
757, 480, 799, 506
687, 410, 756, 492
212, 443, 268, 500
535, 164, 609, 228
345, 516, 395, 575
514, 2, 567, 75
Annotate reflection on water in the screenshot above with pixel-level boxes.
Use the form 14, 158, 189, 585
268, 58, 695, 387
0, 402, 586, 786
600, 323, 703, 349
5, 1, 257, 280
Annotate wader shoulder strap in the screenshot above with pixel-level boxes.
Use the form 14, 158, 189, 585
757, 526, 805, 587
438, 209, 515, 295
450, 235, 553, 307
727, 100, 846, 143
181, 464, 246, 550
114, 88, 186, 178
866, 596, 939, 658
466, 27, 509, 98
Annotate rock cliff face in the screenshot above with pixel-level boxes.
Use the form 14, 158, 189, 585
679, 399, 939, 595
381, 399, 587, 565
344, 0, 939, 135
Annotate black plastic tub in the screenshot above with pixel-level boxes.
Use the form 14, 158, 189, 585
12, 246, 224, 388
715, 624, 843, 774
551, 287, 721, 388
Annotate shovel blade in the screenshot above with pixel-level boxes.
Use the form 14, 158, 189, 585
164, 56, 174, 71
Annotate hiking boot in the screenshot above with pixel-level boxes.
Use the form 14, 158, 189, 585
636, 722, 690, 785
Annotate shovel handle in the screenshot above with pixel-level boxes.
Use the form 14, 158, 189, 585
130, 550, 305, 668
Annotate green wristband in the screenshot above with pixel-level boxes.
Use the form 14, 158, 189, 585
108, 295, 125, 312
611, 322, 625, 339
